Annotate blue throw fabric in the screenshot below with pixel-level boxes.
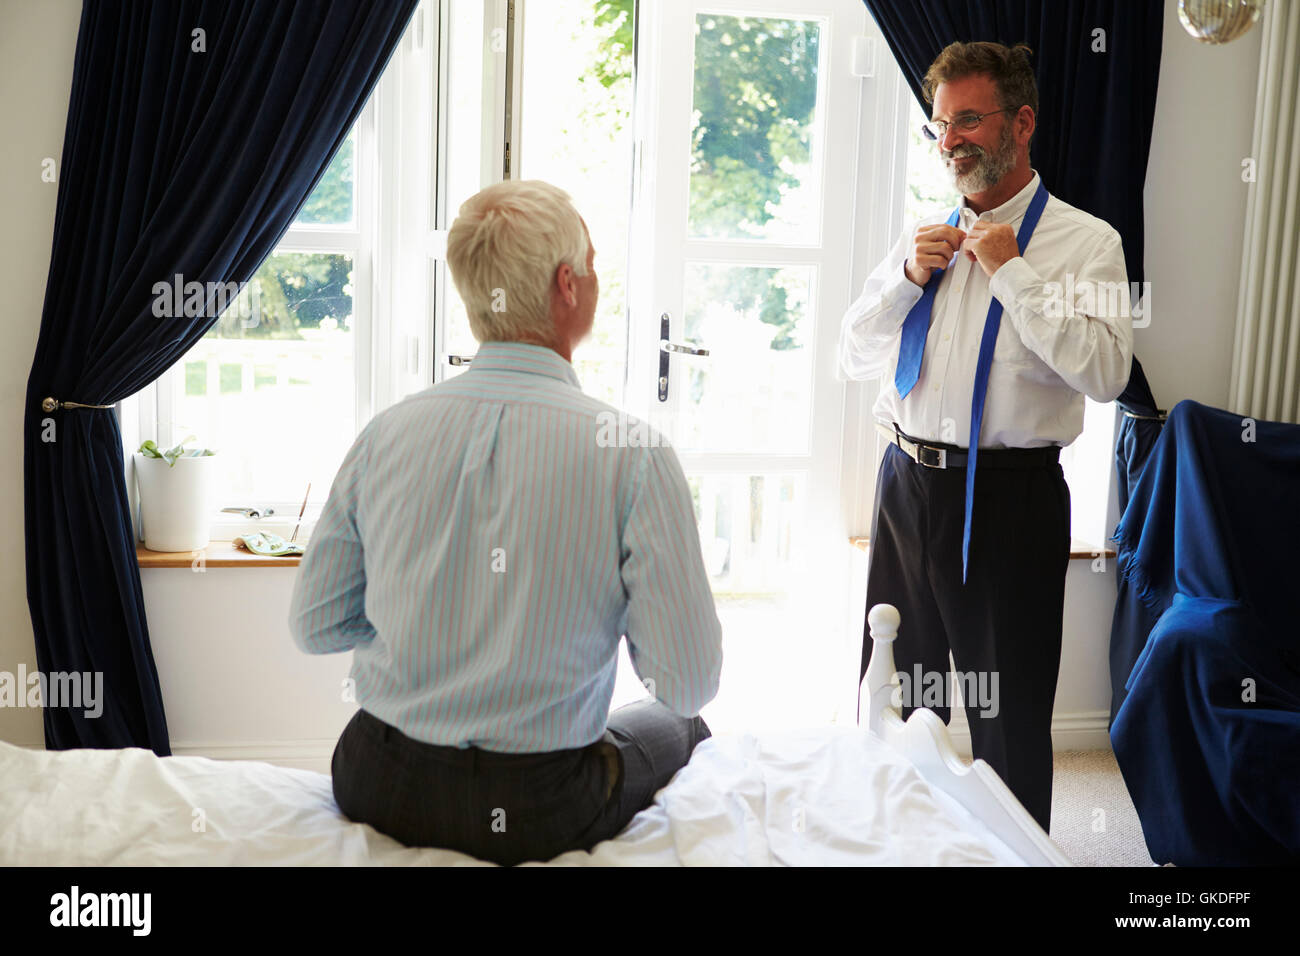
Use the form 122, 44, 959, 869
1107, 356, 1165, 726
1109, 400, 1300, 865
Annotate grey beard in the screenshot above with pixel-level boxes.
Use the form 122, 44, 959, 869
947, 127, 1017, 195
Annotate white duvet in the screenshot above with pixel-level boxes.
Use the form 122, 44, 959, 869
0, 726, 1021, 866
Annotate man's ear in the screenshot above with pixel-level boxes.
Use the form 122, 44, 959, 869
554, 262, 577, 308
1018, 106, 1035, 145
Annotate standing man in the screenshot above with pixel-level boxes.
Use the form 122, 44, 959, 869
839, 42, 1132, 832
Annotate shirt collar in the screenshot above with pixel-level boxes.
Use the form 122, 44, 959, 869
464, 341, 582, 389
958, 169, 1042, 227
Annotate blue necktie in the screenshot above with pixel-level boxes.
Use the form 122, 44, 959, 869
894, 181, 1051, 584
894, 207, 961, 400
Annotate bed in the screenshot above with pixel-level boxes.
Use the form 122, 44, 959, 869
0, 605, 1069, 866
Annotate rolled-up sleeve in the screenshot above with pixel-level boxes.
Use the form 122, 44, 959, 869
619, 443, 723, 717
289, 423, 377, 655
989, 228, 1134, 402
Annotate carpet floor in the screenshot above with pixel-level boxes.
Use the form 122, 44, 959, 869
1048, 749, 1159, 867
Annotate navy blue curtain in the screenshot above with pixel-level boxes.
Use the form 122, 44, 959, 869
860, 0, 1163, 288
24, 0, 418, 753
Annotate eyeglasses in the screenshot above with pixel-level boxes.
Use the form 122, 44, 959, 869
921, 108, 1018, 142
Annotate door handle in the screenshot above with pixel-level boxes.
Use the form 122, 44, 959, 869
660, 341, 710, 356
446, 354, 474, 366
658, 312, 708, 402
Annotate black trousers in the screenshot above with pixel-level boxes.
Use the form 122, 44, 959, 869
331, 699, 711, 866
862, 441, 1070, 832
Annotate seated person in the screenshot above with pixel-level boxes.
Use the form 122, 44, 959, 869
289, 179, 723, 865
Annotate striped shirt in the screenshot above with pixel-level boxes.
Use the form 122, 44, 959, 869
289, 342, 722, 752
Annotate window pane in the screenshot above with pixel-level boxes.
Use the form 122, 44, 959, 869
296, 131, 356, 226
672, 263, 814, 454
689, 472, 803, 595
689, 14, 823, 243
171, 253, 355, 505
184, 361, 206, 396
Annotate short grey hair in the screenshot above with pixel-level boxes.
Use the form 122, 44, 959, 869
446, 180, 589, 343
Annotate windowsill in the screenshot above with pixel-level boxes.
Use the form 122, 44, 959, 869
849, 537, 1115, 561
136, 540, 303, 569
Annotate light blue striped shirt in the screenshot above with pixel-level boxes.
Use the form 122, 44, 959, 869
289, 342, 722, 752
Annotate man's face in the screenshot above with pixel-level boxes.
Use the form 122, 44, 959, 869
931, 73, 1019, 196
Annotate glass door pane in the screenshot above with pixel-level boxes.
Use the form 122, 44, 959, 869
673, 262, 816, 454
688, 14, 824, 244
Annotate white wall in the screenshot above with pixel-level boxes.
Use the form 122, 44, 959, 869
141, 568, 353, 771
1142, 1, 1261, 410
0, 0, 82, 748
0, 0, 1267, 760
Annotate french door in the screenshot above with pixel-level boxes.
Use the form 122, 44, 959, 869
624, 0, 867, 728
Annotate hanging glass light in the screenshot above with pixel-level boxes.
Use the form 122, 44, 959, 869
1179, 0, 1266, 45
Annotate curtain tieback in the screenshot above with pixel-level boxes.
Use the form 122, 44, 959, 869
41, 397, 114, 412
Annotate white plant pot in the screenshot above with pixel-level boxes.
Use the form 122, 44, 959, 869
134, 453, 217, 552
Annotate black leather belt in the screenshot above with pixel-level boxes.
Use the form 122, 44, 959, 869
876, 422, 1060, 470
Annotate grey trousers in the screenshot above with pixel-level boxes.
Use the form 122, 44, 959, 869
331, 699, 711, 865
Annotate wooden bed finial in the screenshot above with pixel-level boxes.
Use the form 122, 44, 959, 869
862, 604, 901, 737
867, 603, 900, 642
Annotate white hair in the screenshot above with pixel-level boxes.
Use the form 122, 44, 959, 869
446, 180, 589, 343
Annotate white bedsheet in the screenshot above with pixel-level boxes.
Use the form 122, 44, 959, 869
0, 727, 1022, 866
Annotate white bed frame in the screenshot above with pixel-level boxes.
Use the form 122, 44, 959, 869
860, 604, 1071, 866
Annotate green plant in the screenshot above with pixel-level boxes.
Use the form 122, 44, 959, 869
137, 436, 215, 468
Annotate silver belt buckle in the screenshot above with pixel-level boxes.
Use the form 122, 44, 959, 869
916, 443, 946, 469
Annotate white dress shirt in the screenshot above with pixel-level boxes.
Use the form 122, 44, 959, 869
838, 170, 1133, 448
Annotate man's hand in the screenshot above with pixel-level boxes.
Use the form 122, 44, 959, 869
904, 224, 966, 287
963, 221, 1020, 278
